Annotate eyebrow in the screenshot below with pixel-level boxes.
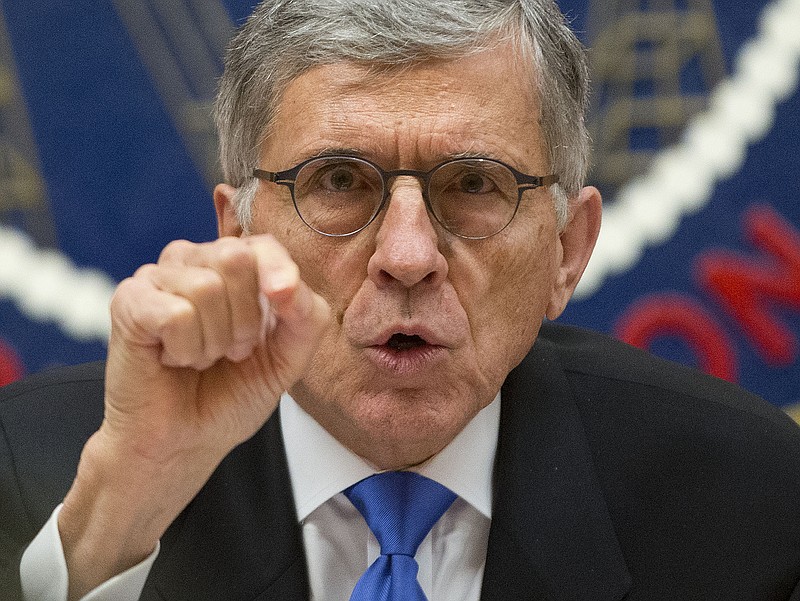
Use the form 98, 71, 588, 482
300, 147, 512, 166
446, 149, 507, 162
303, 147, 371, 161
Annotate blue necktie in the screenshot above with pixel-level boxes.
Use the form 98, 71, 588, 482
344, 471, 457, 601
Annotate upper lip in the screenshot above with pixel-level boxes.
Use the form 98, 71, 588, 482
367, 325, 450, 348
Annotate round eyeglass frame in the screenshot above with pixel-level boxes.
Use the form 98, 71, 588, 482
252, 155, 559, 240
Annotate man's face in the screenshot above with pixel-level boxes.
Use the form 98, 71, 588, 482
216, 41, 599, 469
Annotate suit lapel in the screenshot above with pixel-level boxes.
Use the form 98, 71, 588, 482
481, 336, 632, 601
141, 412, 309, 601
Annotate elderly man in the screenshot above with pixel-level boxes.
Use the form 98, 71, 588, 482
3, 0, 800, 600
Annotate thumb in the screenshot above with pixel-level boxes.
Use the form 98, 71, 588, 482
250, 241, 332, 390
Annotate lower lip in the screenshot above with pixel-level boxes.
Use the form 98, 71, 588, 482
364, 344, 448, 376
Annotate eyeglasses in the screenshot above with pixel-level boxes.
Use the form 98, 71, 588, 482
252, 155, 558, 239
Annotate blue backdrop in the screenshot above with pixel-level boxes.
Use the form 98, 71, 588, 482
0, 0, 797, 417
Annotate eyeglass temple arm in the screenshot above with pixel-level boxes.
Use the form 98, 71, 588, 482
252, 169, 278, 182
519, 174, 559, 191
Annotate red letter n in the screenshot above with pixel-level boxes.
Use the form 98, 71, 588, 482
696, 205, 800, 366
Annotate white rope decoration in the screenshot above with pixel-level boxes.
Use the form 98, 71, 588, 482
575, 0, 800, 298
0, 0, 797, 340
0, 224, 114, 341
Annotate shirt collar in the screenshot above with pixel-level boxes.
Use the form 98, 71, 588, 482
280, 392, 500, 522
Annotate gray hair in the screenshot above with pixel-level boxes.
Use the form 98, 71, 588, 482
214, 0, 590, 230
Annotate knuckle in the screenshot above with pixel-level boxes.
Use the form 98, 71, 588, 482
158, 239, 193, 263
158, 297, 197, 334
191, 270, 226, 301
111, 275, 137, 299
109, 289, 128, 320
216, 240, 257, 276
156, 298, 196, 337
132, 263, 158, 279
232, 325, 259, 347
109, 276, 148, 317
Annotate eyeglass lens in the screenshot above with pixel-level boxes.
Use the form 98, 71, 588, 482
292, 157, 521, 238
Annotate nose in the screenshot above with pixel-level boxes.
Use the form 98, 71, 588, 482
367, 177, 449, 289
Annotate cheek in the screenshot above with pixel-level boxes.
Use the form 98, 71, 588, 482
463, 223, 558, 368
286, 237, 373, 329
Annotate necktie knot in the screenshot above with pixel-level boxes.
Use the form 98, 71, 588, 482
344, 471, 457, 600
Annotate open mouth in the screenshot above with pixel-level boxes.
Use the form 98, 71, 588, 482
385, 333, 428, 351
366, 331, 446, 374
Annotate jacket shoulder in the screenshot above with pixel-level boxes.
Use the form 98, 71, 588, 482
0, 361, 106, 525
532, 323, 800, 598
0, 361, 106, 406
535, 322, 790, 429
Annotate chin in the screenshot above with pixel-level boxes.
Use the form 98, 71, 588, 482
292, 362, 497, 465
339, 387, 484, 468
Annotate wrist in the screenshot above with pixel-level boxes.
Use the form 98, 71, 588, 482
58, 429, 219, 599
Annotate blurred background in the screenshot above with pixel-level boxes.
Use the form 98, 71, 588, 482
0, 0, 798, 418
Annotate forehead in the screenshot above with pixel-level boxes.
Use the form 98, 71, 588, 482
262, 42, 546, 171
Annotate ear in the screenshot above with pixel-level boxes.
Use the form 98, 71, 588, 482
214, 183, 243, 238
546, 185, 602, 320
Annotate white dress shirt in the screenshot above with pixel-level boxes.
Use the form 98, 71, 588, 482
281, 393, 499, 601
19, 393, 500, 601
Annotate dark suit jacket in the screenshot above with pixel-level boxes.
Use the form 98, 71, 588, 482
3, 323, 800, 600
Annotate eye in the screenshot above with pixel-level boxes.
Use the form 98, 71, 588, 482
322, 166, 356, 192
323, 166, 356, 191
458, 171, 497, 194
300, 159, 380, 196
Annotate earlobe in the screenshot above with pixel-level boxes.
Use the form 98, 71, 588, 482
545, 185, 602, 320
214, 183, 244, 238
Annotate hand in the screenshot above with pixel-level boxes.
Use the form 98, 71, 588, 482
58, 234, 331, 599
104, 233, 331, 462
